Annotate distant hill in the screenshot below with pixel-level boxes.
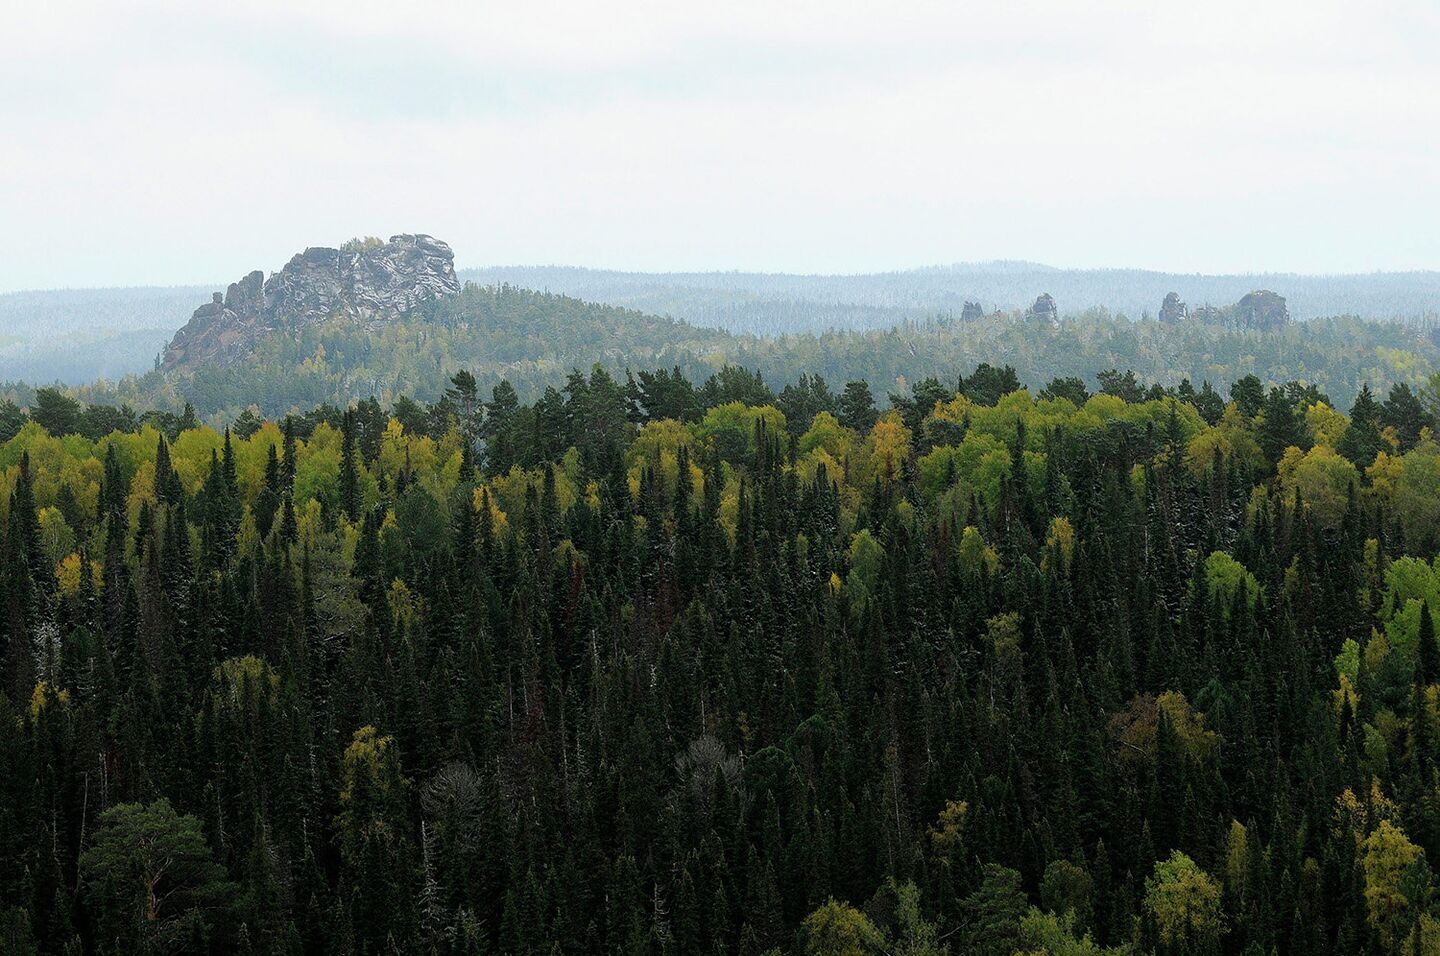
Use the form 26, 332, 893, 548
0, 286, 208, 384
114, 235, 731, 416
150, 282, 737, 416
462, 264, 1440, 334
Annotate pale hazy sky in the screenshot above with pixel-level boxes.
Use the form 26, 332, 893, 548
2, 0, 1437, 291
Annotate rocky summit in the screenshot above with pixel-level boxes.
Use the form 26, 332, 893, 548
162, 234, 459, 369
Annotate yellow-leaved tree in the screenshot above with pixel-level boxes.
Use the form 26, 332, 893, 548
800, 899, 886, 956
1363, 819, 1423, 946
1144, 850, 1223, 952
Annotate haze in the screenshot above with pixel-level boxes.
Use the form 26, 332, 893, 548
2, 0, 1437, 292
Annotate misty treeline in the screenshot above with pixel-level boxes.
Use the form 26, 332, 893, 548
464, 264, 1440, 335
7, 358, 1440, 952
0, 287, 201, 387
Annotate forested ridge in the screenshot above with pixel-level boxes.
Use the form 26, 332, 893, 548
7, 282, 1440, 418
9, 360, 1440, 953
7, 264, 1437, 388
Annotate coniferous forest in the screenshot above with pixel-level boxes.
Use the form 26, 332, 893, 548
8, 361, 1440, 954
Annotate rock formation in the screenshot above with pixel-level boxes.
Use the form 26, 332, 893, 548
960, 300, 985, 323
163, 234, 459, 370
1027, 293, 1059, 326
1158, 292, 1187, 325
1234, 290, 1288, 330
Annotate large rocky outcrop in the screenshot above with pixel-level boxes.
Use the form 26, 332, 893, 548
1234, 290, 1288, 330
960, 300, 985, 323
1027, 293, 1059, 326
1183, 291, 1288, 330
163, 234, 459, 369
1158, 292, 1187, 325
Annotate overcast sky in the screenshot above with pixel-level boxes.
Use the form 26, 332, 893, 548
2, 0, 1437, 291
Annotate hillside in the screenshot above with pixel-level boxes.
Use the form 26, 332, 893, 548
156, 282, 737, 416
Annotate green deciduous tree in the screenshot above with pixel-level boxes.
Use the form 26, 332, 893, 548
1144, 851, 1222, 954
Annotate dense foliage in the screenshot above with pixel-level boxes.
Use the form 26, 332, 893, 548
8, 361, 1440, 953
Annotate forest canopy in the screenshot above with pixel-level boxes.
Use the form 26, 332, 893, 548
3, 358, 1440, 952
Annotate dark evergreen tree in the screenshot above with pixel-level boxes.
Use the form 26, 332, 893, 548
837, 380, 877, 432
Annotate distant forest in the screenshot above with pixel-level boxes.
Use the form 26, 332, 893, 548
463, 264, 1440, 336
0, 284, 1433, 429
0, 287, 206, 386
3, 264, 1437, 385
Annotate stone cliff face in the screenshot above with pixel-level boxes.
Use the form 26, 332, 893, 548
163, 234, 459, 369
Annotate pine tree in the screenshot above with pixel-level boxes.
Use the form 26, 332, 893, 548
1420, 601, 1439, 686
837, 380, 877, 432
1259, 387, 1307, 466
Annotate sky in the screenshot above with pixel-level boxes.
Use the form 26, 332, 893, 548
1, 0, 1438, 291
